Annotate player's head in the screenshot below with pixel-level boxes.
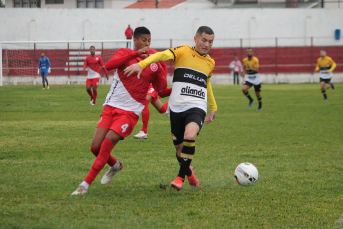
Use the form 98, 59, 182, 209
128, 24, 131, 28
246, 48, 253, 58
90, 46, 96, 56
194, 26, 214, 55
133, 27, 151, 52
41, 52, 45, 58
234, 54, 238, 60
320, 49, 326, 58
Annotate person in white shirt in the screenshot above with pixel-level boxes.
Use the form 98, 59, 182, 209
229, 55, 243, 85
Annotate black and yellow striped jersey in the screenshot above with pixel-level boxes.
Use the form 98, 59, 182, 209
138, 45, 217, 113
316, 56, 336, 72
243, 56, 259, 74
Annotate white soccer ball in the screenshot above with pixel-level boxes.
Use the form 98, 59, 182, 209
234, 162, 258, 186
229, 63, 235, 69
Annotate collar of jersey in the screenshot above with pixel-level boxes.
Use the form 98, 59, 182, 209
192, 47, 208, 57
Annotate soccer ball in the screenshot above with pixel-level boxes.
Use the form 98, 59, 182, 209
229, 63, 235, 69
234, 162, 258, 186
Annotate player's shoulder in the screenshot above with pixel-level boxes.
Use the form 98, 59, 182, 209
243, 57, 248, 62
326, 56, 333, 61
205, 54, 215, 65
253, 56, 259, 61
170, 45, 189, 53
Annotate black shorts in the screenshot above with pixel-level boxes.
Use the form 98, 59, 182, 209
320, 78, 331, 83
244, 81, 262, 92
170, 108, 206, 145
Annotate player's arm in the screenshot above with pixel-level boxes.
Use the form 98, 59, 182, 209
315, 59, 320, 72
204, 77, 217, 124
241, 62, 246, 77
124, 49, 175, 78
47, 58, 51, 73
83, 58, 88, 71
105, 47, 149, 71
328, 58, 336, 72
99, 57, 109, 78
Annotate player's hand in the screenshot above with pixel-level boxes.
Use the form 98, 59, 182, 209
204, 110, 216, 124
48, 67, 51, 73
83, 68, 86, 71
240, 72, 245, 77
124, 63, 143, 79
106, 75, 109, 80
138, 46, 150, 58
246, 63, 250, 69
37, 69, 40, 75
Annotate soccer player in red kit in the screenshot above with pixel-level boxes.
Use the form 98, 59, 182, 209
83, 46, 109, 105
72, 27, 168, 195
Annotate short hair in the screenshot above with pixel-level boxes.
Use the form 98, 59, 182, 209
90, 46, 95, 49
247, 47, 253, 51
196, 26, 214, 36
321, 49, 326, 52
134, 27, 151, 39
41, 52, 44, 54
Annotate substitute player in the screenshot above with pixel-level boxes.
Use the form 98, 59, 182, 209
315, 49, 336, 100
72, 27, 168, 195
133, 85, 170, 139
125, 26, 217, 191
241, 48, 262, 111
37, 52, 51, 90
83, 46, 109, 105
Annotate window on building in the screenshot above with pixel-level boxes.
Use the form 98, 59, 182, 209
77, 0, 103, 8
46, 0, 64, 4
14, 0, 40, 7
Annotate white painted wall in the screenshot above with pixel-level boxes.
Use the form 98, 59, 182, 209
0, 8, 342, 48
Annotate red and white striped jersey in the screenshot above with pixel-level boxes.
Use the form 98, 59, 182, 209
83, 55, 108, 79
104, 48, 167, 116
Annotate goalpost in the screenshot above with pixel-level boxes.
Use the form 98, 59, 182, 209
0, 39, 134, 86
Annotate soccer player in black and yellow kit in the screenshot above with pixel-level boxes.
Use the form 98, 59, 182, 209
124, 26, 217, 191
241, 48, 262, 110
315, 49, 336, 100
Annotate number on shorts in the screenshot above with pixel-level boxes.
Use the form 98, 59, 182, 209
149, 88, 154, 93
121, 124, 129, 133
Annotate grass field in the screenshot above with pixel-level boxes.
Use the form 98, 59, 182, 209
0, 83, 342, 228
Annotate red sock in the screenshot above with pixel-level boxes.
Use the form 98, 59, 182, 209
87, 89, 93, 100
158, 102, 168, 114
141, 100, 150, 134
91, 146, 117, 167
93, 89, 98, 103
85, 139, 114, 185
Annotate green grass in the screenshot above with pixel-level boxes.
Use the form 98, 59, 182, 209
0, 84, 342, 228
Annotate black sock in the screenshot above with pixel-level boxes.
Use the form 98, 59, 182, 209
258, 96, 262, 108
46, 79, 49, 85
178, 140, 195, 179
176, 153, 182, 165
244, 91, 253, 101
322, 90, 327, 99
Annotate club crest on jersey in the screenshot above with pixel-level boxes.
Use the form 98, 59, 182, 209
150, 63, 158, 72
96, 57, 99, 61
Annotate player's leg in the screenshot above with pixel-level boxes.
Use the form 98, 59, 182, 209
45, 76, 49, 89
325, 78, 334, 90
242, 83, 254, 108
233, 72, 237, 85
134, 96, 151, 139
91, 79, 100, 104
41, 72, 46, 89
171, 109, 205, 191
152, 97, 168, 114
91, 127, 117, 167
255, 84, 262, 111
86, 79, 93, 104
320, 80, 327, 100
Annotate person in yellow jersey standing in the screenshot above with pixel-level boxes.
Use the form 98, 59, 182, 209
124, 26, 217, 191
241, 48, 262, 111
315, 49, 336, 100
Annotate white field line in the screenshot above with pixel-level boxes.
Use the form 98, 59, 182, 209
333, 214, 343, 229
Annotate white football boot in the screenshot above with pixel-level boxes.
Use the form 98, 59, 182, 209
71, 184, 88, 195
133, 131, 148, 139
101, 160, 124, 185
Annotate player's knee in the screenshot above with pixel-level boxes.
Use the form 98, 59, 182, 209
92, 159, 106, 171
90, 146, 99, 157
